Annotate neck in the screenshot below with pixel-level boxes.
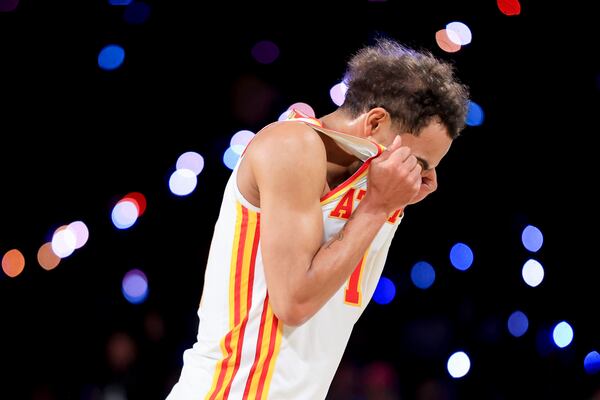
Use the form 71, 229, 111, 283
319, 109, 363, 166
318, 109, 365, 188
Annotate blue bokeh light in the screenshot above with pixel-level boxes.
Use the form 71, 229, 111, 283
584, 351, 600, 374
410, 261, 436, 289
507, 310, 529, 337
122, 269, 148, 304
465, 101, 484, 126
450, 242, 474, 271
522, 225, 543, 252
98, 44, 125, 70
223, 147, 241, 170
372, 276, 396, 305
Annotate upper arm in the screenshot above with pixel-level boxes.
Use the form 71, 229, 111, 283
247, 123, 327, 320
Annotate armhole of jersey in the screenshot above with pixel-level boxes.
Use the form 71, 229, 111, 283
233, 156, 261, 212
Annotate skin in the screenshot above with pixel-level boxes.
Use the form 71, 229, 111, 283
237, 107, 453, 326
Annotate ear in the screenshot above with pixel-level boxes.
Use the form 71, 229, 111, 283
363, 107, 389, 139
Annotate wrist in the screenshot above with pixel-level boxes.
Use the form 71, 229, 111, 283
355, 196, 391, 223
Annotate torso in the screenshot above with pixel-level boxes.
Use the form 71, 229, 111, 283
166, 113, 402, 400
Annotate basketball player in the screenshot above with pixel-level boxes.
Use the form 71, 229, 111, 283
167, 38, 469, 399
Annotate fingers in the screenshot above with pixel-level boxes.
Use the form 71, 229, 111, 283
389, 148, 421, 174
403, 153, 419, 171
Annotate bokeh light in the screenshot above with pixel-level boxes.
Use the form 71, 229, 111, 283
521, 225, 543, 252
278, 109, 292, 121
2, 249, 25, 278
447, 351, 470, 378
411, 261, 436, 289
68, 220, 89, 249
497, 0, 521, 16
98, 44, 125, 70
435, 29, 461, 53
287, 102, 315, 117
584, 351, 600, 374
552, 321, 574, 348
168, 168, 197, 196
52, 226, 77, 258
108, 0, 132, 5
124, 1, 150, 24
465, 101, 484, 126
121, 192, 147, 216
450, 242, 474, 271
446, 21, 472, 45
230, 130, 255, 156
111, 200, 139, 229
176, 151, 205, 176
372, 276, 396, 304
37, 242, 61, 271
251, 40, 279, 64
107, 332, 137, 372
122, 269, 149, 304
522, 259, 544, 287
223, 147, 241, 170
330, 82, 348, 106
507, 310, 529, 337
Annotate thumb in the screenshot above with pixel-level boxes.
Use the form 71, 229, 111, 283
377, 135, 402, 161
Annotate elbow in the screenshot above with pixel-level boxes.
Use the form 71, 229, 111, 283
269, 299, 312, 327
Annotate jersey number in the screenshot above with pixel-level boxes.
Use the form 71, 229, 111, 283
344, 254, 367, 306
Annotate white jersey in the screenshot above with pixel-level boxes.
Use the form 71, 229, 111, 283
167, 110, 403, 400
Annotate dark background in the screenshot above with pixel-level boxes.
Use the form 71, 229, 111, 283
1, 1, 599, 399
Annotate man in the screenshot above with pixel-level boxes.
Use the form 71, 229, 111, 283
168, 38, 469, 399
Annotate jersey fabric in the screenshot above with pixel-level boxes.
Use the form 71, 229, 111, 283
167, 110, 403, 400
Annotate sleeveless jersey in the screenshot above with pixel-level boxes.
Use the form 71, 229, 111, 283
167, 110, 403, 400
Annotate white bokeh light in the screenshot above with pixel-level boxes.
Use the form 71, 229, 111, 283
68, 220, 89, 249
230, 130, 255, 149
553, 321, 574, 348
446, 21, 472, 45
112, 200, 139, 229
287, 102, 315, 117
329, 82, 348, 106
522, 259, 544, 287
169, 168, 197, 196
278, 109, 292, 121
447, 351, 471, 378
52, 227, 77, 258
176, 151, 205, 175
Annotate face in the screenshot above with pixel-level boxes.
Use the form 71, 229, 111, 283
364, 108, 453, 204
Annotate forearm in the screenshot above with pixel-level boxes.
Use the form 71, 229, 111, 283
293, 200, 390, 320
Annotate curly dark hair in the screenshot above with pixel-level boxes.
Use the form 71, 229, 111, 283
340, 38, 470, 138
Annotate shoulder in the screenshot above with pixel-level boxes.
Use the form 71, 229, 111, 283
246, 121, 327, 172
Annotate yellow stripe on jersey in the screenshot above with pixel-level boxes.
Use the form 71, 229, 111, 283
260, 318, 283, 399
243, 300, 283, 399
206, 203, 262, 400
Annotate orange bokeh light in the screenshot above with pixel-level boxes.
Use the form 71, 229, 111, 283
37, 242, 61, 271
2, 249, 25, 278
435, 29, 461, 53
